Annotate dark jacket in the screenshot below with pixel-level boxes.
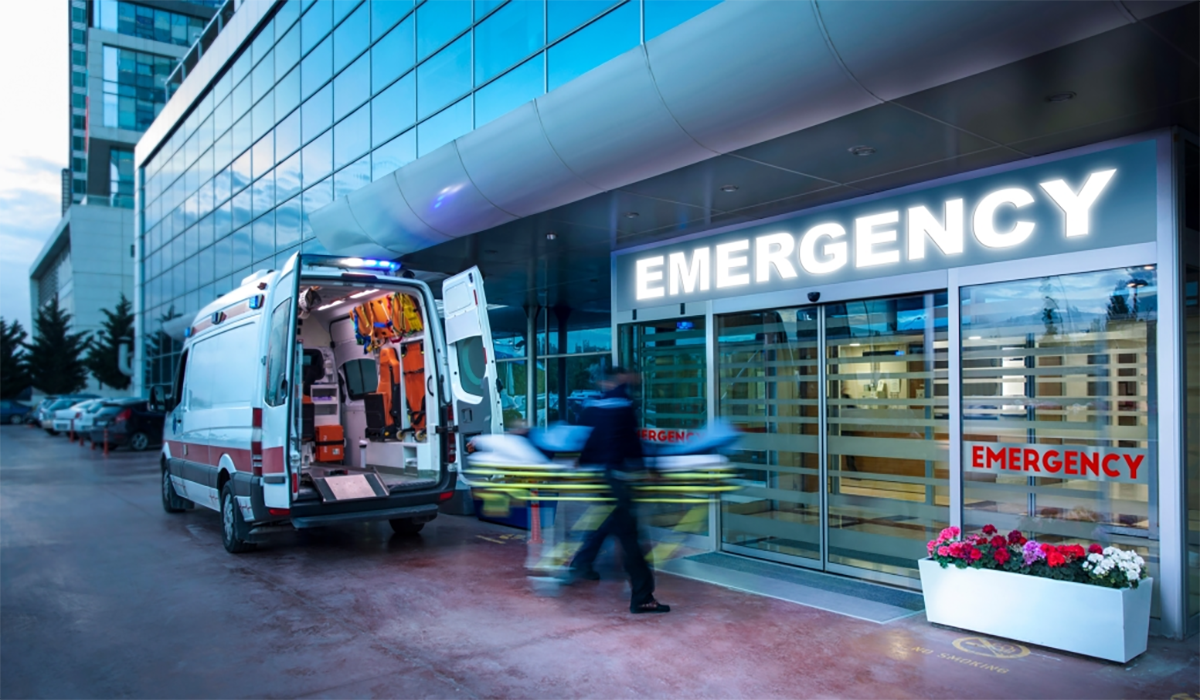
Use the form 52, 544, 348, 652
578, 384, 643, 471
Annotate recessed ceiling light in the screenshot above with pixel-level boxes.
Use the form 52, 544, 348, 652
968, 336, 982, 340
720, 184, 739, 193
545, 232, 557, 240
317, 300, 344, 311
848, 145, 875, 157
349, 289, 379, 299
624, 212, 640, 219
849, 342, 861, 347
1143, 265, 1154, 270
1046, 91, 1076, 103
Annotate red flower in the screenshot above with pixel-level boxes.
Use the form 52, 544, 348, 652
1060, 544, 1086, 561
989, 536, 1007, 549
1042, 545, 1066, 567
970, 534, 988, 546
937, 545, 950, 557
981, 524, 998, 536
969, 546, 983, 562
1088, 543, 1103, 555
1007, 530, 1027, 546
993, 547, 1011, 565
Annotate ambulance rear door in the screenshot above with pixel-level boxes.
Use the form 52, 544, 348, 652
259, 255, 300, 511
441, 267, 503, 439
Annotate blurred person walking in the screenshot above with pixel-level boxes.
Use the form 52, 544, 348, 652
564, 367, 670, 614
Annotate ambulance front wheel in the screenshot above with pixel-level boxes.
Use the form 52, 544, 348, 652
389, 519, 425, 536
221, 483, 256, 553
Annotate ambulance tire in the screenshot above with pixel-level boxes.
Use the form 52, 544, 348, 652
389, 518, 425, 536
162, 466, 187, 513
221, 483, 256, 553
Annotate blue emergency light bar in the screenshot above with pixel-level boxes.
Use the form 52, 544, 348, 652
342, 257, 401, 271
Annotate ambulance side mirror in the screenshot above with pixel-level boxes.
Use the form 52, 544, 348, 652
149, 386, 167, 412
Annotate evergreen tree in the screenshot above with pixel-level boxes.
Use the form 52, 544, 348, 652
1, 318, 32, 399
84, 294, 134, 390
25, 298, 91, 395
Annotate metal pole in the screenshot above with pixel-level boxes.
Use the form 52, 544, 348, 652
526, 306, 538, 428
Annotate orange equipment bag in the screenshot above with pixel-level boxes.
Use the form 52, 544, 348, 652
377, 346, 401, 427
401, 341, 426, 432
316, 424, 344, 463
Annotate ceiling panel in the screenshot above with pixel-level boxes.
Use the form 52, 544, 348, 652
1006, 100, 1199, 156
844, 148, 1024, 197
616, 154, 832, 214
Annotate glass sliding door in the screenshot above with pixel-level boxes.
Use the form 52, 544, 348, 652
717, 307, 822, 564
824, 294, 950, 581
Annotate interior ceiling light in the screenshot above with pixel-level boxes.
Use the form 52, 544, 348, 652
1046, 91, 1076, 103
317, 300, 344, 311
624, 212, 640, 219
545, 232, 557, 240
720, 184, 739, 193
350, 289, 379, 299
848, 145, 876, 157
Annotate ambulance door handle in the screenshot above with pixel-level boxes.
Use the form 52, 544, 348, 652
427, 376, 434, 396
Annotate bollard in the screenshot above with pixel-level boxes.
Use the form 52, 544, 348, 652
103, 428, 109, 457
70, 419, 75, 442
529, 490, 542, 545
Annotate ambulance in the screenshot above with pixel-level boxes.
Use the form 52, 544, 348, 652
155, 254, 502, 552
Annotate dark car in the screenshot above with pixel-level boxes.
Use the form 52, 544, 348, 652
90, 399, 165, 451
1, 400, 32, 425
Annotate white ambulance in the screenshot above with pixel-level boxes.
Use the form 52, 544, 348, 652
155, 254, 502, 552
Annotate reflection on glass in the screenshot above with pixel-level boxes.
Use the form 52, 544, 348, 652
301, 130, 333, 187
334, 52, 370, 121
372, 72, 416, 148
333, 2, 369, 73
825, 294, 949, 580
475, 54, 543, 128
547, 0, 638, 90
372, 129, 416, 180
547, 0, 621, 41
334, 103, 371, 169
372, 0, 413, 41
302, 84, 332, 144
417, 96, 472, 156
417, 34, 471, 119
333, 155, 371, 198
962, 269, 1158, 595
475, 0, 543, 85
718, 308, 821, 562
644, 0, 720, 40
416, 0, 470, 60
372, 15, 415, 94
275, 67, 301, 121
301, 0, 332, 55
1185, 263, 1199, 617
276, 196, 302, 251
275, 110, 301, 162
301, 36, 332, 99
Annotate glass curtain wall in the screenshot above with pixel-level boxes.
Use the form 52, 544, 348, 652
140, 0, 727, 394
961, 267, 1159, 608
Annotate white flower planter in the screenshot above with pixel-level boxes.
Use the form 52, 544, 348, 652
918, 559, 1152, 663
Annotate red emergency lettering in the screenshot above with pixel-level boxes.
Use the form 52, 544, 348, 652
1023, 449, 1040, 472
1123, 454, 1144, 481
1064, 450, 1078, 475
1101, 454, 1121, 478
1007, 447, 1021, 470
972, 445, 984, 468
1042, 450, 1061, 473
1080, 451, 1100, 477
986, 447, 1006, 469
657, 430, 667, 442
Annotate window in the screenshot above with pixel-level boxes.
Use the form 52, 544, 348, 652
186, 324, 258, 410
253, 170, 275, 220
302, 83, 333, 144
332, 1, 368, 73
94, 0, 207, 46
301, 35, 332, 99
72, 136, 85, 151
275, 66, 301, 119
417, 96, 471, 156
102, 45, 173, 130
275, 23, 301, 77
475, 1, 543, 86
252, 49, 274, 105
371, 72, 415, 148
371, 15, 414, 94
73, 157, 87, 173
276, 109, 301, 161
72, 50, 86, 66
548, 0, 638, 90
644, 0, 720, 40
276, 196, 302, 250
72, 71, 87, 88
547, 0, 620, 41
417, 34, 470, 120
415, 0, 470, 60
333, 155, 371, 198
333, 52, 370, 121
342, 358, 377, 400
72, 28, 86, 45
276, 152, 302, 204
252, 211, 275, 263
372, 0, 412, 40
372, 129, 415, 180
475, 54, 543, 127
301, 0, 333, 55
334, 103, 370, 170
110, 148, 134, 207
302, 130, 333, 188
72, 93, 86, 109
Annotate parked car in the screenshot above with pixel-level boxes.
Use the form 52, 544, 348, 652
52, 399, 105, 434
90, 400, 165, 451
39, 396, 96, 433
32, 396, 63, 426
1, 400, 32, 425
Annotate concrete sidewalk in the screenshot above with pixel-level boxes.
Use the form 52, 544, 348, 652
1, 425, 1196, 698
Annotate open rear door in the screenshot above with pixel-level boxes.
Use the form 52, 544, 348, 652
441, 267, 502, 437
260, 255, 300, 511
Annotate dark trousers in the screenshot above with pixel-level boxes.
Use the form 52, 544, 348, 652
571, 471, 655, 605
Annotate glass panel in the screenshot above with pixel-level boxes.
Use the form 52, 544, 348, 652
417, 34, 471, 119
276, 195, 303, 250
475, 54, 543, 128
496, 360, 527, 429
333, 1, 369, 73
301, 0, 333, 55
301, 35, 332, 99
302, 83, 333, 144
416, 0, 470, 60
547, 0, 620, 42
644, 0, 720, 41
372, 0, 413, 41
302, 130, 333, 187
371, 14, 414, 94
275, 67, 301, 120
547, 0, 638, 90
333, 155, 371, 198
275, 23, 301, 77
333, 0, 363, 26
301, 177, 333, 238
371, 72, 415, 148
372, 128, 416, 179
475, 0, 543, 85
252, 49, 274, 105
825, 294, 949, 580
276, 108, 301, 160
417, 96, 472, 156
961, 269, 1158, 595
276, 151, 302, 204
252, 211, 275, 263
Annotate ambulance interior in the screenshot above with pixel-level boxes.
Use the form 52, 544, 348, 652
292, 282, 440, 498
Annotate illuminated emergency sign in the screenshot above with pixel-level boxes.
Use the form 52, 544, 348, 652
965, 443, 1149, 484
614, 140, 1157, 312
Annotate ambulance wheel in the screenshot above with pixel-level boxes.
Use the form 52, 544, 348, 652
162, 467, 187, 513
389, 519, 425, 536
221, 483, 256, 553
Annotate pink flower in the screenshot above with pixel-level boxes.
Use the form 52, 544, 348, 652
937, 546, 950, 556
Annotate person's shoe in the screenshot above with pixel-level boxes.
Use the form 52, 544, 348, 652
559, 565, 600, 585
630, 597, 671, 614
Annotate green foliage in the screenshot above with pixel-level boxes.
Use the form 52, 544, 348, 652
25, 298, 91, 395
1, 318, 32, 399
84, 294, 134, 390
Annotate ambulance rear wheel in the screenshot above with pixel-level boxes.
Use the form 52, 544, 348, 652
162, 467, 187, 513
221, 483, 256, 553
389, 519, 425, 536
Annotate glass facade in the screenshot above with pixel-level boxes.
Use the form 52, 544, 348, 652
94, 0, 208, 47
103, 46, 174, 131
139, 0, 724, 392
109, 148, 135, 208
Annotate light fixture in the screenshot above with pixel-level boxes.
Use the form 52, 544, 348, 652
624, 212, 640, 219
1046, 91, 1076, 103
350, 289, 379, 299
969, 335, 982, 340
849, 342, 861, 347
720, 184, 739, 193
317, 300, 344, 311
848, 145, 875, 157
545, 232, 557, 241
1143, 265, 1154, 270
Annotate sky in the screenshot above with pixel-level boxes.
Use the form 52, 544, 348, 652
0, 1, 67, 333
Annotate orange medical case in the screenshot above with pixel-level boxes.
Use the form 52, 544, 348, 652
316, 424, 344, 463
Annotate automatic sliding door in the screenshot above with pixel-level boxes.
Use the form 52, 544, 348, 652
824, 294, 950, 582
718, 308, 822, 564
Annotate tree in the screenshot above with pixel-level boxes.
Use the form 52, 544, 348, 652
84, 294, 134, 390
1, 318, 31, 399
25, 298, 91, 395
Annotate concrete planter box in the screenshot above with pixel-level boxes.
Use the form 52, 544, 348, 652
918, 559, 1152, 663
